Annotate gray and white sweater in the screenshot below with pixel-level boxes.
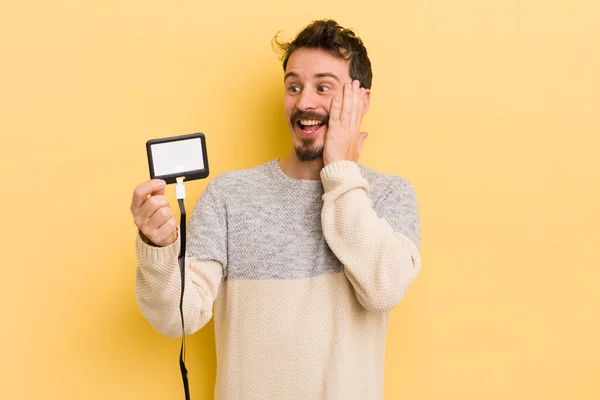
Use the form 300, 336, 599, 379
135, 159, 422, 400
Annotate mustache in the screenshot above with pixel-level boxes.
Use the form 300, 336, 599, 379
290, 110, 329, 125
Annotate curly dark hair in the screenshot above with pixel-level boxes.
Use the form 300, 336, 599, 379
274, 19, 373, 89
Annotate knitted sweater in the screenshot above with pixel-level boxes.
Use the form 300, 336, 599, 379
135, 159, 422, 400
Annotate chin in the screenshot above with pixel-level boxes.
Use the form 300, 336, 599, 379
294, 142, 324, 162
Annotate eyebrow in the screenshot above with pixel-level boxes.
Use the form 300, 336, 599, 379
284, 72, 341, 83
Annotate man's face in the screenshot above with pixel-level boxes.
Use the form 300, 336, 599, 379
283, 48, 353, 162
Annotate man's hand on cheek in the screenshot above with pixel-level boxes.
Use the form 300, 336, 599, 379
322, 79, 368, 167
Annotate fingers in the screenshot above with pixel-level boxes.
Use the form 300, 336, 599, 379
152, 219, 178, 246
358, 86, 366, 124
131, 179, 166, 210
143, 207, 178, 246
350, 81, 362, 128
336, 80, 365, 131
323, 79, 368, 165
134, 195, 177, 246
130, 179, 177, 246
341, 82, 354, 128
142, 201, 173, 230
329, 94, 342, 125
138, 195, 171, 223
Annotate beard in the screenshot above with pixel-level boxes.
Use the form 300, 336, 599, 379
295, 137, 324, 162
290, 109, 328, 162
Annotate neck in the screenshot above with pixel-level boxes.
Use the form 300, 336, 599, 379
279, 148, 324, 181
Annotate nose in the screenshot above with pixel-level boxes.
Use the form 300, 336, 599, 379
296, 89, 318, 111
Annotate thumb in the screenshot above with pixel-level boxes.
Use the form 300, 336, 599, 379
149, 179, 167, 196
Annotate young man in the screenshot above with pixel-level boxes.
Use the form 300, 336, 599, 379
130, 19, 421, 400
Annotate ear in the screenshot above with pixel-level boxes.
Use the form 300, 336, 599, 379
361, 89, 371, 117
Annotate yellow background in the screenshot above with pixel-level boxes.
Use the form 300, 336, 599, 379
1, 0, 599, 398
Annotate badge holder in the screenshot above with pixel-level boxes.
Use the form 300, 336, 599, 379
146, 133, 209, 400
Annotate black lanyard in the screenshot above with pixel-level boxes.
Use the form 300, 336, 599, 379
177, 198, 190, 400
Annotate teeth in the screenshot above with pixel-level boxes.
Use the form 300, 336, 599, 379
299, 120, 322, 126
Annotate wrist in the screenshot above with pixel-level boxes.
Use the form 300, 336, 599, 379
139, 230, 157, 247
320, 161, 369, 201
139, 230, 177, 248
323, 154, 344, 167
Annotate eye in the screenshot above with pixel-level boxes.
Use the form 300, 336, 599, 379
288, 85, 301, 94
318, 85, 331, 93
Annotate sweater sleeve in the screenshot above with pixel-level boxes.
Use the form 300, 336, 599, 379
135, 181, 228, 338
135, 233, 223, 338
320, 161, 422, 312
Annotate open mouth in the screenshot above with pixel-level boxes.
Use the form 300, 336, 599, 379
296, 119, 326, 137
